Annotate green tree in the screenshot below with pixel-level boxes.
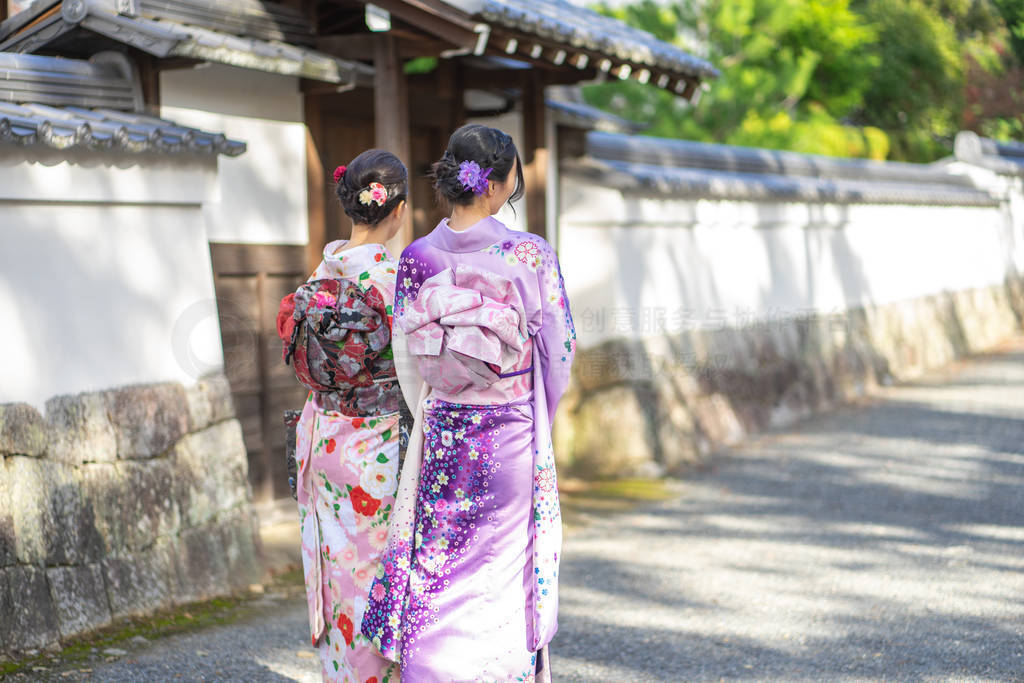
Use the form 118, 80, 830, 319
851, 0, 965, 160
585, 0, 890, 159
991, 0, 1024, 63
587, 0, 1024, 159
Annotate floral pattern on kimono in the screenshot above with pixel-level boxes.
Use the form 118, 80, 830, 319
361, 217, 576, 680
288, 240, 405, 682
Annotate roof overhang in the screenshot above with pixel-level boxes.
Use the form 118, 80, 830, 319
568, 131, 996, 207
0, 51, 245, 156
437, 0, 718, 101
954, 131, 1024, 177
0, 0, 374, 85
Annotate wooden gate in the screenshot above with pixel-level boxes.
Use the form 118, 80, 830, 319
210, 243, 308, 503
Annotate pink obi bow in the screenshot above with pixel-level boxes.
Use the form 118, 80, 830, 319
398, 265, 528, 394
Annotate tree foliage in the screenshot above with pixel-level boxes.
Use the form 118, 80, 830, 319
584, 0, 1024, 161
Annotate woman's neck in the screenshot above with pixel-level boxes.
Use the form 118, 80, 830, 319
448, 204, 492, 232
335, 224, 378, 253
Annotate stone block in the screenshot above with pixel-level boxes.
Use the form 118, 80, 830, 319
185, 373, 236, 433
0, 403, 48, 457
0, 460, 15, 566
102, 541, 180, 618
118, 460, 181, 551
0, 565, 59, 652
8, 457, 104, 566
572, 339, 656, 392
1006, 274, 1024, 322
172, 420, 250, 528
45, 392, 118, 465
47, 564, 112, 639
103, 382, 190, 460
78, 463, 125, 556
570, 385, 660, 478
217, 511, 264, 592
174, 524, 231, 604
652, 376, 702, 473
551, 402, 576, 472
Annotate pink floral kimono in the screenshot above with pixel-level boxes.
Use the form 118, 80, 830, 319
361, 217, 576, 681
284, 241, 404, 682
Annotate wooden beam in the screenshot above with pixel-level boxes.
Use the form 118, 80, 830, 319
1, 2, 8, 22
374, 32, 413, 249
304, 92, 327, 274
316, 32, 449, 61
365, 0, 480, 51
460, 66, 594, 90
520, 70, 547, 240
132, 51, 161, 114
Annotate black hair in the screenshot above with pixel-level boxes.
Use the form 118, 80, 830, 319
335, 149, 408, 227
429, 124, 525, 210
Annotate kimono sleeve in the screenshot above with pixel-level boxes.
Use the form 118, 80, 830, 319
533, 239, 576, 424
393, 247, 428, 410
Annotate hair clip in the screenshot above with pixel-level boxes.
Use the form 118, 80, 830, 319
358, 182, 388, 207
458, 160, 492, 196
333, 165, 346, 183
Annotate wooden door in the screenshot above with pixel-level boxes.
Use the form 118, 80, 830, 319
210, 243, 309, 503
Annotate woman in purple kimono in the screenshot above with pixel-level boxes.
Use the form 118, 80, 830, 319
361, 124, 576, 681
278, 150, 409, 682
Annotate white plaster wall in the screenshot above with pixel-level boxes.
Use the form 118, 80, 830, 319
944, 161, 1024, 276
160, 64, 309, 245
559, 178, 1013, 349
0, 151, 224, 409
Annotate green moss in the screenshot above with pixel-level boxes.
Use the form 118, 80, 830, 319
0, 591, 269, 677
559, 477, 680, 531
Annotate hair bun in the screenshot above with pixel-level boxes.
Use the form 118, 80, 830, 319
335, 149, 407, 227
430, 124, 523, 209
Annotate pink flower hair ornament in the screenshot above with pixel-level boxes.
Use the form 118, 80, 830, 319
359, 182, 389, 207
333, 165, 346, 183
458, 160, 492, 196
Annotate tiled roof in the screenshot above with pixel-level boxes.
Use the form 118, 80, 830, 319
0, 51, 244, 155
444, 0, 717, 81
567, 131, 996, 207
545, 93, 644, 135
954, 131, 1024, 177
0, 0, 373, 84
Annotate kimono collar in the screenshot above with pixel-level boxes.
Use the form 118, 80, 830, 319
320, 240, 392, 278
423, 216, 508, 253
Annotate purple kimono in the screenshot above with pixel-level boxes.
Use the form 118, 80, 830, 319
361, 216, 576, 681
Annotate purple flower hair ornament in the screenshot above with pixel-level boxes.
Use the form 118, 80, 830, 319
458, 160, 492, 196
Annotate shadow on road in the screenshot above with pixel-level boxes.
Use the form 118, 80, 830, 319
552, 348, 1024, 680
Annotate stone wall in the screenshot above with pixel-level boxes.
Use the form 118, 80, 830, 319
0, 374, 262, 657
554, 275, 1024, 478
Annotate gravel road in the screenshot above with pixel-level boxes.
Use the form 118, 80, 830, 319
38, 344, 1024, 681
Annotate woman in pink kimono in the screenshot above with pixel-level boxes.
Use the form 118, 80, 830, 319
278, 150, 408, 682
361, 124, 576, 681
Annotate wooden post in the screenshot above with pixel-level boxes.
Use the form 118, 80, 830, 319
304, 93, 327, 274
374, 33, 413, 250
436, 58, 464, 133
133, 52, 161, 114
521, 70, 548, 240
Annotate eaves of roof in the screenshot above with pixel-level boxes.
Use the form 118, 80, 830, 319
440, 0, 717, 98
569, 131, 996, 207
954, 131, 1024, 178
0, 100, 247, 155
0, 51, 245, 156
0, 0, 373, 85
